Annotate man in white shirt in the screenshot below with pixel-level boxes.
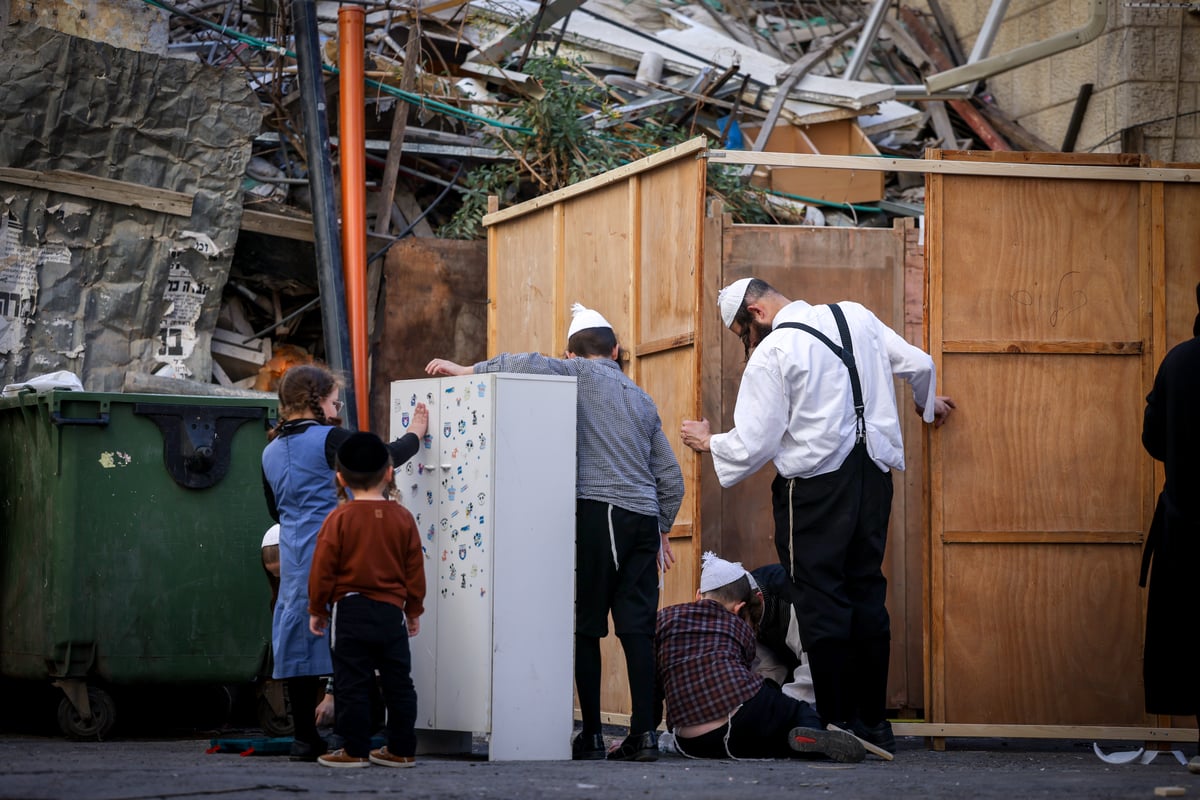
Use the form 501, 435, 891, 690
681, 278, 954, 754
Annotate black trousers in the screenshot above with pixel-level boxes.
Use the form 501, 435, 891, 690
329, 594, 417, 758
675, 683, 822, 759
772, 442, 893, 727
574, 499, 660, 736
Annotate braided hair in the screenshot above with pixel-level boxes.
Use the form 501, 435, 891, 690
267, 363, 338, 442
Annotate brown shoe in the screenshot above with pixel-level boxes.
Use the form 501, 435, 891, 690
317, 749, 370, 768
369, 746, 416, 768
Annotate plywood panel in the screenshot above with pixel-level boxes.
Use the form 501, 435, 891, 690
717, 219, 925, 712
372, 238, 487, 433
941, 543, 1145, 725
488, 140, 706, 723
718, 222, 903, 574
926, 150, 1170, 734
562, 182, 633, 344
937, 177, 1142, 344
639, 160, 703, 345
639, 348, 695, 548
1164, 180, 1200, 351
489, 207, 558, 356
940, 353, 1145, 534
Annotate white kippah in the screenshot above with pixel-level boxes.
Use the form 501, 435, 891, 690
717, 278, 752, 328
567, 302, 613, 338
700, 551, 747, 593
262, 523, 280, 548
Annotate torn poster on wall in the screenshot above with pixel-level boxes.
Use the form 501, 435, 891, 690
0, 213, 69, 356
0, 25, 261, 391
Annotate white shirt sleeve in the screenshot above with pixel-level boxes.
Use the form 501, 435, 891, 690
708, 358, 791, 488
875, 316, 937, 423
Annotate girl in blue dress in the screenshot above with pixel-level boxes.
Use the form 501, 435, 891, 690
262, 364, 427, 759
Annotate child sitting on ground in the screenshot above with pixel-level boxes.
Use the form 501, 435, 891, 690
308, 431, 426, 769
655, 552, 864, 762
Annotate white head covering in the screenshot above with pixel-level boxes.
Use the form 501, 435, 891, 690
718, 278, 752, 328
700, 551, 747, 593
262, 523, 280, 548
567, 302, 613, 338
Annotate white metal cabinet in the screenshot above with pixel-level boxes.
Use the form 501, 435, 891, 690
389, 372, 576, 761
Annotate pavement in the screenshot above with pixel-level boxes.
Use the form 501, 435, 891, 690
2, 724, 1200, 800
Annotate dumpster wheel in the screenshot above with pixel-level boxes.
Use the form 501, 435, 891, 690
57, 686, 115, 740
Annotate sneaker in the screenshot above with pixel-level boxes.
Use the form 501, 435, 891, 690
850, 719, 896, 754
369, 746, 416, 768
289, 736, 329, 762
1188, 755, 1200, 775
789, 726, 866, 763
607, 730, 659, 762
571, 732, 606, 761
317, 748, 370, 768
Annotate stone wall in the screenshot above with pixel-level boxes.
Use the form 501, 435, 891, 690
930, 0, 1200, 160
3, 0, 169, 54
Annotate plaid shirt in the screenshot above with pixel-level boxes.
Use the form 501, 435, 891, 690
656, 600, 763, 728
476, 353, 683, 532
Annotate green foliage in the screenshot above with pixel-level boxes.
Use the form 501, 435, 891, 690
438, 55, 778, 238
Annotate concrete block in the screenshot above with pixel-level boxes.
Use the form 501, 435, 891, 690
1153, 26, 1183, 83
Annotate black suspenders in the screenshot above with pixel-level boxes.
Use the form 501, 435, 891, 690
774, 304, 866, 444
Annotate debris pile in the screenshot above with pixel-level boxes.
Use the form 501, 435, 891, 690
148, 0, 1054, 385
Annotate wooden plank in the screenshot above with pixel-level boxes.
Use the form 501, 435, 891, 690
925, 152, 947, 726
900, 219, 926, 714
700, 201, 726, 557
241, 208, 315, 242
704, 151, 1200, 182
0, 167, 193, 217
941, 543, 1144, 724
892, 723, 1197, 742
925, 149, 1172, 732
896, 5, 1010, 151
372, 20, 422, 236
941, 355, 1144, 534
483, 137, 707, 226
943, 531, 1145, 544
653, 14, 893, 109
628, 332, 695, 356
942, 340, 1143, 354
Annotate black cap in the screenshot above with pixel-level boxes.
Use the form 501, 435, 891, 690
337, 431, 390, 472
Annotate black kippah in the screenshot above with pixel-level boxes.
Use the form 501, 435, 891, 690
337, 431, 389, 472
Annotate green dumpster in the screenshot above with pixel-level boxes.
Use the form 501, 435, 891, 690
0, 389, 277, 738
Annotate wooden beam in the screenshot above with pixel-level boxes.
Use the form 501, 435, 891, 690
891, 723, 1196, 743
897, 5, 1010, 151
703, 151, 1200, 183
628, 332, 696, 357
482, 137, 708, 227
240, 208, 315, 242
740, 23, 863, 182
941, 340, 1144, 354
942, 530, 1145, 544
373, 20, 422, 236
0, 167, 193, 217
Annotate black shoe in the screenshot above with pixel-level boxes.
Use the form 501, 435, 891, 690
572, 732, 606, 761
789, 726, 866, 763
289, 736, 329, 762
607, 731, 658, 762
850, 719, 896, 754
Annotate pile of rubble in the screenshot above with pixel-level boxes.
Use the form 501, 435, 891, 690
158, 0, 1053, 233
144, 0, 1058, 388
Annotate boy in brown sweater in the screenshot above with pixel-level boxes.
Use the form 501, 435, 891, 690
308, 431, 426, 768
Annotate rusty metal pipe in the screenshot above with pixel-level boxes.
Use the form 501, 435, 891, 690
338, 5, 369, 431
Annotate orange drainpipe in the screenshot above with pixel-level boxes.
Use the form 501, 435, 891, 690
338, 5, 369, 431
